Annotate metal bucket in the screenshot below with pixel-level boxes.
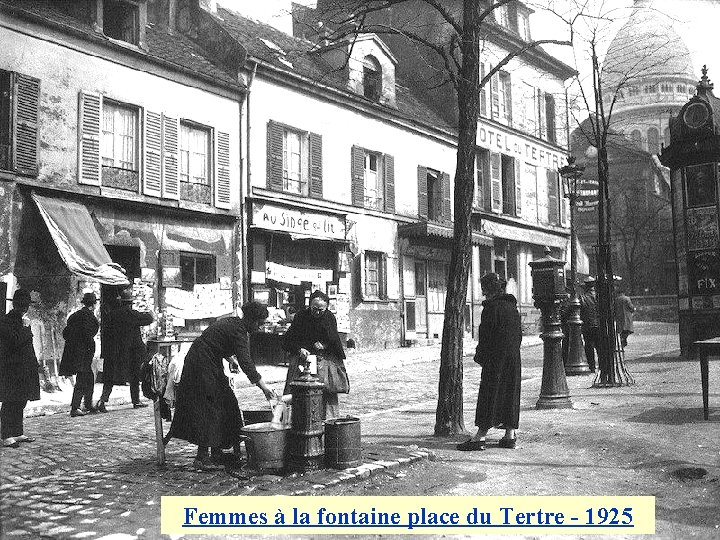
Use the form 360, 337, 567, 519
324, 416, 361, 469
241, 409, 273, 426
240, 422, 290, 473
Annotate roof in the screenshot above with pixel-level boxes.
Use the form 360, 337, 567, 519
601, 0, 695, 89
0, 0, 242, 89
216, 7, 455, 133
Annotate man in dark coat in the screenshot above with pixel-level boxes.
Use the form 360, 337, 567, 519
96, 288, 153, 412
0, 289, 40, 448
458, 273, 522, 451
615, 286, 635, 348
579, 277, 599, 372
59, 292, 99, 417
282, 290, 348, 419
166, 302, 275, 471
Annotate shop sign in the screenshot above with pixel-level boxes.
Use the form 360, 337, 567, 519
253, 202, 346, 241
266, 261, 333, 286
481, 220, 568, 249
477, 118, 565, 169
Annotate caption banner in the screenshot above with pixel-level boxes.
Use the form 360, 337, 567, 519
162, 495, 655, 535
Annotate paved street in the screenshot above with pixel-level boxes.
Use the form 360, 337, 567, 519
1, 322, 718, 539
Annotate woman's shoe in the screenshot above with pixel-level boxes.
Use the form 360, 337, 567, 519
133, 402, 149, 409
2, 437, 19, 448
70, 409, 87, 418
95, 401, 108, 413
193, 457, 223, 471
498, 437, 517, 449
456, 439, 486, 451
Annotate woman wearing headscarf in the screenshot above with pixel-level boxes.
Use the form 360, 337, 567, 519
458, 273, 522, 451
282, 290, 349, 419
166, 301, 275, 471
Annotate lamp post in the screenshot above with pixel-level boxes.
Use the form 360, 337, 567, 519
559, 156, 591, 375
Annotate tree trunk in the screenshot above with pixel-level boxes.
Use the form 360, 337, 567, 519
434, 0, 480, 436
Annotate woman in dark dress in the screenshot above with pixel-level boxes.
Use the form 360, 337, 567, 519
166, 302, 275, 471
458, 273, 522, 451
282, 290, 349, 419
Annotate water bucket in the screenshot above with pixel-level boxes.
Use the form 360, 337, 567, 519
240, 422, 290, 473
241, 409, 273, 426
324, 416, 361, 469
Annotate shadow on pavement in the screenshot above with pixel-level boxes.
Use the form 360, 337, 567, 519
625, 406, 720, 424
657, 504, 719, 529
628, 354, 690, 365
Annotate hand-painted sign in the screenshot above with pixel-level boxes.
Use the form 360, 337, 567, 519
252, 202, 346, 241
476, 118, 565, 169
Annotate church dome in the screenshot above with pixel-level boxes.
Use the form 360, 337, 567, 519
601, 0, 695, 92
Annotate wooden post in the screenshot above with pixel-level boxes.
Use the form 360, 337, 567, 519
153, 398, 165, 465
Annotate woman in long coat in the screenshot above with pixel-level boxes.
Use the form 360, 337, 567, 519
0, 289, 40, 448
458, 273, 522, 451
166, 302, 275, 471
282, 290, 348, 419
59, 292, 99, 417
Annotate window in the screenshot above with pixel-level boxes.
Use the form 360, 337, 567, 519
517, 11, 530, 40
493, 243, 508, 281
364, 152, 384, 210
688, 87, 695, 95
101, 100, 138, 189
0, 70, 39, 175
363, 56, 381, 102
494, 4, 510, 27
180, 122, 210, 203
103, 0, 139, 45
501, 155, 516, 216
631, 129, 642, 147
627, 86, 639, 97
676, 84, 686, 94
647, 127, 660, 154
491, 71, 512, 123
427, 260, 449, 312
364, 251, 385, 299
521, 83, 537, 135
283, 128, 307, 195
180, 253, 216, 291
660, 83, 673, 93
415, 262, 426, 296
426, 169, 442, 221
643, 84, 657, 94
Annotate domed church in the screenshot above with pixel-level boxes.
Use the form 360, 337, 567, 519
601, 0, 697, 153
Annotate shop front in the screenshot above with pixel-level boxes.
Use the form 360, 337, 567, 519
248, 199, 352, 364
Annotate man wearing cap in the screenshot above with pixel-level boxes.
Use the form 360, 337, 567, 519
579, 277, 599, 372
0, 289, 40, 448
96, 288, 153, 412
59, 292, 100, 417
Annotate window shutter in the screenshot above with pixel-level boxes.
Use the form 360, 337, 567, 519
143, 110, 162, 197
11, 73, 40, 176
266, 120, 283, 191
161, 115, 179, 200
481, 153, 492, 211
417, 165, 428, 219
309, 131, 322, 198
547, 169, 559, 225
546, 93, 556, 143
490, 72, 499, 120
351, 145, 365, 207
504, 74, 512, 124
386, 255, 399, 300
383, 153, 395, 213
380, 254, 388, 299
215, 131, 231, 209
479, 63, 487, 117
78, 91, 102, 186
358, 253, 366, 300
559, 177, 568, 225
490, 152, 502, 212
538, 89, 547, 140
514, 158, 522, 218
441, 172, 451, 223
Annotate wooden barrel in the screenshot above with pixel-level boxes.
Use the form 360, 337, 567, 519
324, 416, 361, 469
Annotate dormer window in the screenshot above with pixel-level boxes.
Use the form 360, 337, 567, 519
495, 4, 510, 28
517, 11, 530, 40
103, 0, 139, 45
363, 56, 382, 102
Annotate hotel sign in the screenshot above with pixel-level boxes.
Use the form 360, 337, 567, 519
252, 202, 346, 241
477, 118, 565, 169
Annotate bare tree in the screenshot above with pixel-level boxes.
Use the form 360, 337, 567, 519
308, 0, 577, 434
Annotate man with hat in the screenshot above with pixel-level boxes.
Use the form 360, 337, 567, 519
96, 288, 153, 412
59, 292, 100, 417
579, 277, 599, 372
0, 289, 40, 448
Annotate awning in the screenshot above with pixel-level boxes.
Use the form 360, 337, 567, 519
481, 219, 569, 249
32, 193, 129, 285
397, 221, 494, 247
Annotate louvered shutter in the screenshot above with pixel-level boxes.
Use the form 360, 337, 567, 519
266, 120, 283, 191
490, 72, 499, 120
514, 158, 522, 217
78, 92, 102, 186
490, 152, 502, 212
384, 153, 395, 213
538, 89, 547, 140
417, 166, 428, 219
560, 177, 568, 225
546, 93, 556, 143
351, 145, 365, 207
547, 169, 559, 225
11, 73, 40, 176
215, 131, 231, 209
161, 115, 179, 200
143, 110, 162, 197
379, 254, 388, 299
309, 131, 322, 198
481, 152, 492, 211
504, 74, 512, 124
441, 172, 451, 223
358, 253, 366, 300
479, 63, 487, 117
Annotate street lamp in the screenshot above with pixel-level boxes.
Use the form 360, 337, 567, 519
559, 156, 591, 375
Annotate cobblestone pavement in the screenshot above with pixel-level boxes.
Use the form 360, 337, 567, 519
0, 322, 686, 539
